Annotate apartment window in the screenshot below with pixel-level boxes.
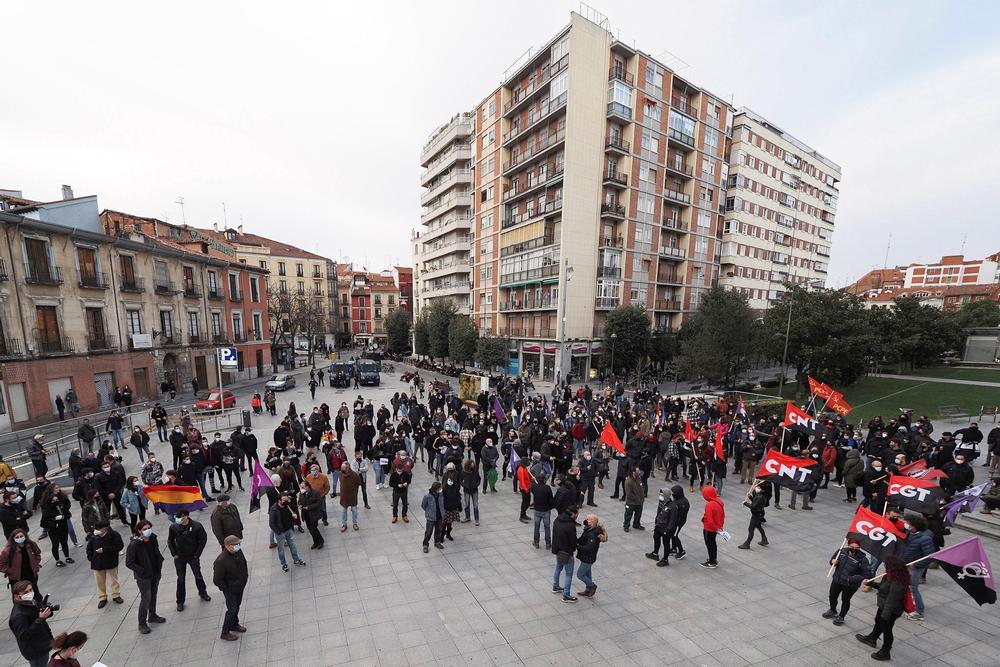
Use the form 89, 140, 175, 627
126, 309, 143, 336
259, 260, 268, 270
480, 265, 493, 281
252, 313, 263, 339
640, 163, 657, 184
293, 263, 302, 277
481, 213, 494, 231
207, 270, 219, 295
704, 127, 720, 150
211, 312, 223, 336
313, 265, 321, 278
23, 237, 54, 282
374, 307, 382, 319
695, 238, 709, 260
228, 273, 240, 298
279, 279, 287, 293
700, 186, 714, 208
182, 266, 196, 292
640, 130, 659, 157
33, 305, 60, 351
159, 310, 174, 338
481, 185, 494, 203
359, 322, 367, 334
388, 295, 395, 305
77, 246, 99, 283
702, 157, 717, 177
645, 63, 662, 92
313, 281, 322, 295
232, 313, 243, 339
484, 127, 495, 148
120, 255, 138, 287
611, 81, 632, 109
697, 211, 712, 229
482, 157, 495, 178
644, 101, 661, 123
153, 260, 169, 289
550, 71, 568, 100
277, 262, 286, 276
636, 193, 655, 216
668, 111, 695, 138
297, 281, 305, 295
187, 311, 200, 337
250, 277, 260, 302
85, 307, 106, 345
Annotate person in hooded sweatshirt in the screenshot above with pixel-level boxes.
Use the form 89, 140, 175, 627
668, 485, 689, 560
737, 482, 768, 550
825, 536, 872, 626
646, 487, 679, 566
700, 486, 724, 569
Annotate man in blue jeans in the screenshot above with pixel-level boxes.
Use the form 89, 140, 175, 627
901, 514, 937, 621
575, 513, 607, 598
531, 475, 553, 548
550, 506, 578, 602
268, 492, 306, 572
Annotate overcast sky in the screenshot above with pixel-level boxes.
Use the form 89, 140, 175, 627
3, 1, 997, 285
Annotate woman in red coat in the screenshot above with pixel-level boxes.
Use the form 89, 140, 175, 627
700, 486, 725, 569
820, 444, 837, 489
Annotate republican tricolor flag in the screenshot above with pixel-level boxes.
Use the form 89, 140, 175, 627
143, 485, 207, 515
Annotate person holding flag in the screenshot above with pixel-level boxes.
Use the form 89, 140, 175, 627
824, 536, 872, 626
856, 555, 910, 661
711, 427, 727, 496
899, 514, 937, 621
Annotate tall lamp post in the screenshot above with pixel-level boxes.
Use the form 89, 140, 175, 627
556, 260, 573, 385
610, 332, 618, 378
778, 279, 824, 392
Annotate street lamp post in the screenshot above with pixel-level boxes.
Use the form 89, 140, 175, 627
778, 279, 824, 393
610, 332, 618, 378
556, 260, 573, 385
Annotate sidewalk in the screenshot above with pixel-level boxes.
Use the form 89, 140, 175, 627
872, 373, 1000, 388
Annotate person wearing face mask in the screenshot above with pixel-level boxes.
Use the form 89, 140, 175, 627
842, 449, 864, 503
130, 426, 151, 463
441, 463, 462, 541
125, 519, 165, 634
213, 535, 249, 642
900, 513, 937, 621
40, 484, 74, 566
863, 459, 888, 513
388, 464, 412, 524
167, 511, 211, 611
646, 488, 679, 566
0, 491, 31, 538
575, 513, 607, 598
47, 630, 88, 667
481, 438, 500, 493
579, 450, 598, 507
824, 536, 872, 626
210, 495, 243, 546
304, 465, 331, 526
96, 457, 128, 527
0, 529, 47, 603
8, 579, 53, 667
787, 449, 818, 511
298, 479, 325, 549
737, 482, 769, 550
622, 468, 646, 532
268, 492, 306, 571
86, 521, 124, 608
169, 426, 187, 470
941, 454, 974, 497
700, 486, 725, 569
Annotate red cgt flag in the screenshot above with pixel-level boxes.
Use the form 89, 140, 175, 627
600, 421, 625, 454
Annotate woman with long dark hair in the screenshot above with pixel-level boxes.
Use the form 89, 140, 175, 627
856, 555, 910, 661
39, 484, 73, 566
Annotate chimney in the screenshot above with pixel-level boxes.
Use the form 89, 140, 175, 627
61, 184, 74, 200
237, 224, 243, 234
213, 222, 219, 232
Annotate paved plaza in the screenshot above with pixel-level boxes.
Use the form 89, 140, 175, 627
2, 368, 999, 666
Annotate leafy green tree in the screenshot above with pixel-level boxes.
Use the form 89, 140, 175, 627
413, 313, 430, 358
475, 335, 510, 371
890, 296, 962, 368
383, 308, 412, 354
952, 299, 1000, 330
676, 287, 755, 387
427, 300, 457, 360
448, 315, 478, 365
602, 304, 650, 373
649, 329, 678, 369
761, 286, 874, 395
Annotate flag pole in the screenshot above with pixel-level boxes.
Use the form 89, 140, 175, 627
864, 553, 936, 584
826, 538, 848, 577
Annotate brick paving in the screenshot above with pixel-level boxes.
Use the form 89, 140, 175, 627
2, 373, 999, 666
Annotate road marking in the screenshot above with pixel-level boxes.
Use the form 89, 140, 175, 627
852, 381, 930, 409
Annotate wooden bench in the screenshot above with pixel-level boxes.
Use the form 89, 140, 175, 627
939, 404, 970, 420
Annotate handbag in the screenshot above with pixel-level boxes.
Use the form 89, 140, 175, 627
557, 550, 571, 564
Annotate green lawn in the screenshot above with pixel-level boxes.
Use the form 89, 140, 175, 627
779, 376, 1000, 423
886, 365, 1000, 383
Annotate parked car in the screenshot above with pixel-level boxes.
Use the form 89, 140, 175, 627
265, 374, 296, 391
193, 390, 237, 413
356, 359, 380, 387
328, 361, 354, 388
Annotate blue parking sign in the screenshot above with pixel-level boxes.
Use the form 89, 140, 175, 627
219, 346, 238, 370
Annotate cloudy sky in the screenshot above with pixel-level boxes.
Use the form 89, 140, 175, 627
3, 1, 997, 285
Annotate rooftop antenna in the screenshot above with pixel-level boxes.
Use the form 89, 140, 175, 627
883, 233, 891, 268
959, 233, 967, 255
175, 196, 186, 225
222, 202, 228, 228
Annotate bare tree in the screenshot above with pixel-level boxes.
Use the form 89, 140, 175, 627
267, 289, 328, 367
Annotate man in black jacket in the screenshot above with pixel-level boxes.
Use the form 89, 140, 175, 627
213, 535, 249, 642
167, 511, 211, 611
825, 537, 872, 625
268, 492, 306, 572
531, 475, 554, 549
646, 488, 679, 566
668, 485, 689, 560
737, 484, 769, 550
125, 520, 166, 634
8, 579, 53, 667
575, 513, 607, 598
579, 450, 598, 506
550, 506, 579, 603
86, 521, 125, 608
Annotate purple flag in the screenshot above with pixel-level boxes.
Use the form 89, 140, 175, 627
543, 395, 551, 418
944, 482, 991, 527
249, 459, 275, 514
492, 396, 506, 422
932, 536, 996, 605
508, 447, 520, 475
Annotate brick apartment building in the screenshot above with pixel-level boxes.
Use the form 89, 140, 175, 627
336, 265, 404, 346
432, 10, 841, 381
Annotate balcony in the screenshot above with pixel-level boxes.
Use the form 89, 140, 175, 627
0, 258, 7, 281
502, 164, 565, 204
77, 270, 109, 289
772, 255, 789, 265
502, 92, 568, 146
663, 217, 686, 232
421, 192, 473, 224
420, 143, 473, 184
499, 295, 555, 312
154, 281, 177, 295
207, 286, 224, 300
607, 101, 632, 122
499, 327, 556, 339
422, 114, 474, 164
87, 334, 118, 353
600, 203, 625, 219
663, 188, 691, 205
0, 338, 25, 359
35, 334, 73, 355
603, 169, 628, 188
212, 333, 230, 345
665, 159, 693, 178
599, 236, 625, 249
606, 136, 630, 155
659, 246, 686, 260
502, 128, 566, 174
671, 95, 695, 117
160, 328, 183, 346
499, 263, 559, 286
654, 299, 683, 311
609, 66, 634, 86
668, 128, 696, 149
229, 289, 243, 302
503, 53, 569, 116
597, 266, 622, 279
595, 297, 620, 310
24, 263, 62, 286
120, 277, 145, 292
421, 169, 473, 206
233, 331, 246, 344
188, 332, 203, 345
183, 283, 203, 298
657, 272, 683, 285
501, 198, 563, 229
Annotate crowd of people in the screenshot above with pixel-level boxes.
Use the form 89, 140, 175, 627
1, 367, 998, 664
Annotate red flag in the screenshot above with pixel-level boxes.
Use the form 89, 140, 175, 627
600, 421, 624, 454
755, 449, 818, 492
714, 427, 726, 462
898, 459, 926, 476
846, 505, 908, 559
827, 391, 852, 416
888, 474, 946, 514
807, 376, 834, 399
783, 402, 819, 434
684, 420, 695, 443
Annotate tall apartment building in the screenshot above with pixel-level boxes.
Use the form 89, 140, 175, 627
471, 12, 733, 381
414, 113, 475, 317
720, 109, 840, 307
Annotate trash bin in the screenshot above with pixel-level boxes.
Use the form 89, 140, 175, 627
242, 409, 252, 428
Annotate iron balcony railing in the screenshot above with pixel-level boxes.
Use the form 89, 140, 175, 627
120, 276, 145, 292
87, 334, 118, 352
35, 334, 73, 355
77, 270, 109, 289
24, 263, 62, 285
